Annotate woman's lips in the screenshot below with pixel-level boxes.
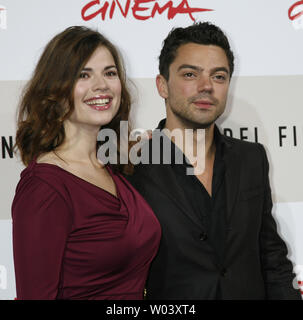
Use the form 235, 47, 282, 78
84, 95, 113, 111
87, 102, 112, 111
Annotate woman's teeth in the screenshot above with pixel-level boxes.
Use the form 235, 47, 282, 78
86, 98, 110, 106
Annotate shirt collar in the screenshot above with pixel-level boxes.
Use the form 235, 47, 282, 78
155, 118, 226, 166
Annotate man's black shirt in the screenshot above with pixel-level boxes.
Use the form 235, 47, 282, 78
156, 120, 227, 267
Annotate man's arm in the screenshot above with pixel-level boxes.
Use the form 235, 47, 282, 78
259, 144, 301, 300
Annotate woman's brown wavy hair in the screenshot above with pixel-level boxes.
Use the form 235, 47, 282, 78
15, 26, 133, 174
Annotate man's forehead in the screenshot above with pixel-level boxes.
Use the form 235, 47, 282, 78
176, 43, 227, 57
172, 43, 230, 70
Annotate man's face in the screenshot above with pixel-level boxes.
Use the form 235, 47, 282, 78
157, 43, 230, 130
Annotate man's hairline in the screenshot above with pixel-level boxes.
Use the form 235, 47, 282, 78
160, 42, 233, 81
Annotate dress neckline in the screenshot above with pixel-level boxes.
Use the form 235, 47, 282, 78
32, 159, 120, 201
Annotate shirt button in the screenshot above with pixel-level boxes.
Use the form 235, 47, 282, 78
199, 233, 208, 241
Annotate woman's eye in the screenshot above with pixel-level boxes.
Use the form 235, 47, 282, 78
79, 72, 89, 79
106, 70, 118, 77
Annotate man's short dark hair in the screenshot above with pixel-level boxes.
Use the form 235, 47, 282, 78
159, 22, 234, 80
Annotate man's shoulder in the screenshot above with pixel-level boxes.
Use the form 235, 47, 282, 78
221, 135, 268, 176
221, 134, 265, 155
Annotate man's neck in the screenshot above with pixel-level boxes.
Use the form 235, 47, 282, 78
164, 119, 216, 160
164, 119, 217, 194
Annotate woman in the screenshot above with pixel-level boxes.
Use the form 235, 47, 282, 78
12, 26, 161, 300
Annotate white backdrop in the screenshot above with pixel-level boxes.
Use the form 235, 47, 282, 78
0, 0, 302, 299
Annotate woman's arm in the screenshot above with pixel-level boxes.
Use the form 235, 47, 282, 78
12, 177, 72, 300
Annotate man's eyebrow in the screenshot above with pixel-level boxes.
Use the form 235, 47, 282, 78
211, 67, 229, 75
177, 64, 230, 75
177, 64, 202, 72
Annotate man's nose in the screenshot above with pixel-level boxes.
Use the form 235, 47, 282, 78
197, 75, 213, 93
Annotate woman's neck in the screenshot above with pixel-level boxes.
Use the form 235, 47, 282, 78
56, 120, 101, 166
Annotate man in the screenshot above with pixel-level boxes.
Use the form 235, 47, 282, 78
127, 22, 301, 299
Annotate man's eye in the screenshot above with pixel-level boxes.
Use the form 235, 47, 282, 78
213, 74, 227, 82
183, 72, 195, 78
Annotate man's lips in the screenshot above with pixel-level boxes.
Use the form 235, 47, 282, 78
193, 100, 214, 109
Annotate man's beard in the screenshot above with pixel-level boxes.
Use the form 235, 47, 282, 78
172, 110, 220, 130
170, 94, 223, 130
172, 110, 215, 129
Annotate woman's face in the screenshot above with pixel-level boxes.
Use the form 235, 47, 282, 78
69, 45, 122, 129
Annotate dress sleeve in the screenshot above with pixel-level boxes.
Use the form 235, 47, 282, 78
12, 177, 72, 300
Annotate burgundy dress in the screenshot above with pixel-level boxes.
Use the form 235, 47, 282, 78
12, 160, 161, 300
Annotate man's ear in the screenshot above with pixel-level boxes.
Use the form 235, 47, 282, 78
156, 74, 168, 99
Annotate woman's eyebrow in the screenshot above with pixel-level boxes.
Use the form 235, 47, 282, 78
81, 65, 117, 71
104, 65, 117, 70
